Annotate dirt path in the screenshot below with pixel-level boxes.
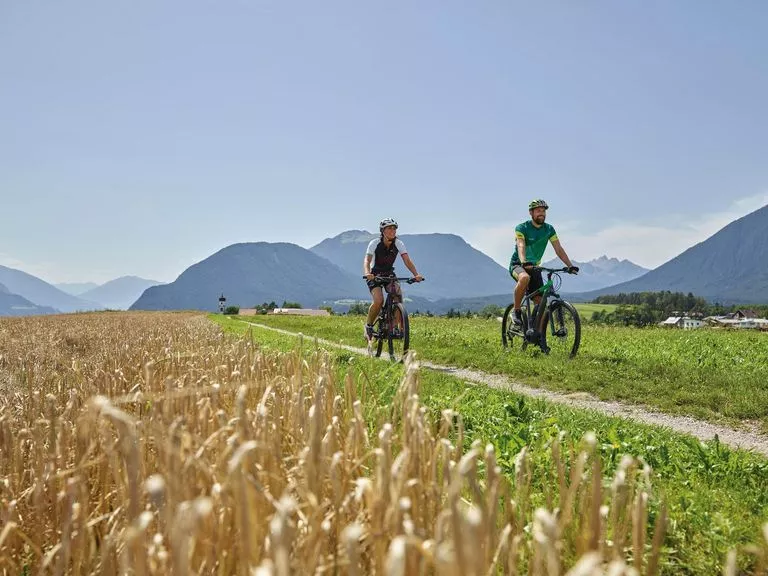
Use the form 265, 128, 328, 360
236, 319, 768, 458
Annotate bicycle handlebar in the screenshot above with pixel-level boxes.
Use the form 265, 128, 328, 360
364, 276, 425, 284
523, 265, 576, 274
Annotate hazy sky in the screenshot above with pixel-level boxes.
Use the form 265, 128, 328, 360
2, 1, 766, 283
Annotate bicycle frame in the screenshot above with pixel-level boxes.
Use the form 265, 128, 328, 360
520, 268, 568, 347
366, 275, 421, 361
375, 285, 400, 337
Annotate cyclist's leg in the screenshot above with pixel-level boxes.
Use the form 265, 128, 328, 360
511, 266, 529, 311
511, 266, 531, 326
528, 270, 544, 323
366, 285, 383, 325
366, 283, 384, 340
528, 270, 544, 303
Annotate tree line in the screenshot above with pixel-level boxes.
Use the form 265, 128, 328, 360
591, 291, 768, 327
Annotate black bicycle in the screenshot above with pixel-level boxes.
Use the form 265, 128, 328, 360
501, 266, 581, 358
365, 276, 423, 362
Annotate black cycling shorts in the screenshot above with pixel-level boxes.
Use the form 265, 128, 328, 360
510, 265, 543, 295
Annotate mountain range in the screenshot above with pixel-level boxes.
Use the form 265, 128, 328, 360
0, 269, 162, 316
541, 255, 648, 293
0, 265, 101, 313
55, 282, 100, 296
575, 204, 768, 304
78, 276, 163, 310
310, 231, 511, 300
129, 234, 652, 313
3, 204, 766, 316
130, 243, 369, 311
0, 282, 59, 316
310, 233, 649, 298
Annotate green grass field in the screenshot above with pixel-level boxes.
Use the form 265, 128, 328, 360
212, 314, 768, 575
226, 313, 768, 430
573, 302, 618, 316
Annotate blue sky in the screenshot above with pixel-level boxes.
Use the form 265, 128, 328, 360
2, 1, 766, 283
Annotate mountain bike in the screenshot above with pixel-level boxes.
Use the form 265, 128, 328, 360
501, 266, 581, 358
365, 276, 423, 362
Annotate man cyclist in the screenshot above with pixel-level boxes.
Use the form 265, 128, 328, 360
363, 218, 424, 341
509, 199, 578, 328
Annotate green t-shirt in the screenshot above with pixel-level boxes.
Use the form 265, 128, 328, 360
509, 221, 558, 268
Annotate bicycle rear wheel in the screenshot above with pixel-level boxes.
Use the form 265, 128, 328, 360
541, 301, 581, 358
501, 304, 528, 351
387, 303, 410, 362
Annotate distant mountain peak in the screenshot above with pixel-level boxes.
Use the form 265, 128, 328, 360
0, 281, 60, 316
131, 241, 367, 312
577, 203, 768, 304
80, 275, 164, 310
541, 255, 649, 292
593, 254, 632, 264
311, 231, 513, 300
54, 281, 100, 296
336, 230, 376, 244
0, 264, 102, 313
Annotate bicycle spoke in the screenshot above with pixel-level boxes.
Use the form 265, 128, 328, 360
542, 302, 581, 358
373, 316, 385, 357
388, 303, 410, 362
502, 304, 529, 351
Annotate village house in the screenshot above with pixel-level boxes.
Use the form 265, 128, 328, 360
238, 307, 331, 317
703, 309, 768, 330
727, 309, 758, 320
660, 308, 768, 330
659, 316, 704, 330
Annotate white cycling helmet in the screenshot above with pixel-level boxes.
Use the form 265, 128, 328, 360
379, 218, 398, 232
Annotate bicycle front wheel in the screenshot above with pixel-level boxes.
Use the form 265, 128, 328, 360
373, 317, 386, 358
541, 301, 581, 358
387, 303, 410, 362
501, 303, 528, 351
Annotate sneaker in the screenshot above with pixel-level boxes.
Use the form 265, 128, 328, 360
512, 310, 523, 327
507, 311, 523, 338
364, 323, 374, 341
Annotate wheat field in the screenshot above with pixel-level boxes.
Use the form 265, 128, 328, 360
0, 312, 765, 575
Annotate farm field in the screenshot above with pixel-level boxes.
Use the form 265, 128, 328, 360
573, 302, 618, 316
0, 311, 767, 574
215, 314, 768, 574
239, 314, 768, 431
